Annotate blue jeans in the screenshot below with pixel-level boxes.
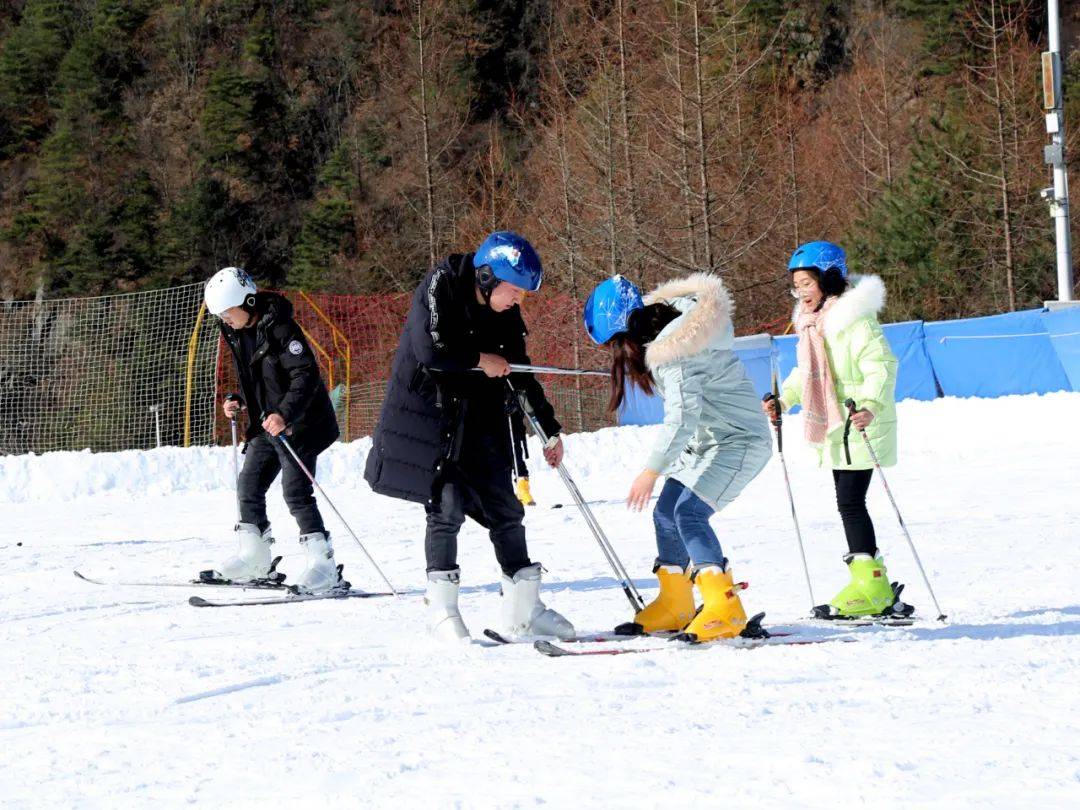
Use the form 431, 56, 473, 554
652, 478, 725, 569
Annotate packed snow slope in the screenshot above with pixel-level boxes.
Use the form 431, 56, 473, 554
2, 393, 1079, 808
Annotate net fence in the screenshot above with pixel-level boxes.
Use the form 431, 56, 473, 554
215, 289, 615, 444
0, 282, 615, 454
0, 284, 219, 454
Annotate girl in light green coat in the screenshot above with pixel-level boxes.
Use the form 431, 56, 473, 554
763, 240, 912, 620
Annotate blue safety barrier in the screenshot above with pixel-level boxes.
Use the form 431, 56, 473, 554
923, 309, 1070, 397
1041, 306, 1080, 391
733, 334, 774, 397
882, 320, 939, 401
616, 377, 664, 425
613, 307, 1076, 426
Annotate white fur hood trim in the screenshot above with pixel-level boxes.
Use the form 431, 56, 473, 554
642, 273, 734, 369
823, 274, 886, 339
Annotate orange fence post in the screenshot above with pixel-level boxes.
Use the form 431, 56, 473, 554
297, 291, 353, 441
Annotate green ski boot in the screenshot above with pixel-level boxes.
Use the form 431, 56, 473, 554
813, 554, 911, 619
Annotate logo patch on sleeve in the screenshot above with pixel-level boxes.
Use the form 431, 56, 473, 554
288, 340, 304, 356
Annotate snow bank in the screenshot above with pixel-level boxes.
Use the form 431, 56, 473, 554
2, 392, 1076, 504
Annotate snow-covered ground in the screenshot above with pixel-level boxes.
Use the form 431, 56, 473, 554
2, 393, 1079, 808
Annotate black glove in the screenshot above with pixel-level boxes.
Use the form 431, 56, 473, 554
504, 387, 522, 416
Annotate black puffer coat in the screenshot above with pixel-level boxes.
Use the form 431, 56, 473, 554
220, 291, 339, 453
364, 254, 561, 505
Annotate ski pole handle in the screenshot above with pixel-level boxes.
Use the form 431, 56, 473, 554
762, 393, 782, 452
845, 398, 862, 430
762, 393, 781, 427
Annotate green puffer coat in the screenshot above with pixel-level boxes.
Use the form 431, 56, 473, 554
643, 274, 773, 511
779, 274, 898, 470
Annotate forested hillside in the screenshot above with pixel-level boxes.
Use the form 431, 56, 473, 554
1, 0, 1077, 329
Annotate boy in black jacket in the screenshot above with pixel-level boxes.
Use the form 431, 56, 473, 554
201, 266, 343, 593
365, 232, 574, 641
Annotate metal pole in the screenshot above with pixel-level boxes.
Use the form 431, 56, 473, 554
766, 356, 815, 611
229, 418, 241, 523
1047, 0, 1074, 302
845, 400, 946, 621
275, 434, 399, 596
494, 363, 608, 378
150, 404, 162, 448
507, 380, 645, 612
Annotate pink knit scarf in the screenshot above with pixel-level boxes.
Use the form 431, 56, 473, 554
794, 297, 844, 445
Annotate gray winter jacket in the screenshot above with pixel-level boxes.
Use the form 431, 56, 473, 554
643, 274, 772, 509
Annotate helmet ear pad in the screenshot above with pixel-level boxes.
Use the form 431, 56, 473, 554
475, 264, 497, 292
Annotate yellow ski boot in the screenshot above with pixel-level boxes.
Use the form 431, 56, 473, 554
679, 565, 748, 642
615, 565, 695, 635
515, 476, 536, 506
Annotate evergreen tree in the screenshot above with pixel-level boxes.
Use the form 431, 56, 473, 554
158, 178, 240, 287
291, 144, 358, 290
896, 0, 966, 75
0, 1, 76, 154
847, 112, 983, 320
468, 0, 549, 122
200, 11, 279, 178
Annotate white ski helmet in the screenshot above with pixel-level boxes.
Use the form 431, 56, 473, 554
204, 266, 257, 316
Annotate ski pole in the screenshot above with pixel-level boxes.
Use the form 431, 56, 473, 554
224, 393, 244, 523
507, 380, 645, 612
230, 418, 241, 522
507, 412, 520, 483
472, 363, 608, 377
274, 432, 399, 596
844, 399, 947, 621
764, 364, 816, 611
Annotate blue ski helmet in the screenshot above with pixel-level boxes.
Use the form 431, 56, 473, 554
474, 231, 543, 292
788, 241, 848, 279
584, 275, 644, 344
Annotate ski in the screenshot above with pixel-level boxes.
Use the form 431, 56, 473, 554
809, 582, 917, 625
188, 589, 396, 607
73, 569, 288, 591
483, 628, 678, 645
802, 616, 916, 628
533, 632, 855, 658
485, 613, 776, 646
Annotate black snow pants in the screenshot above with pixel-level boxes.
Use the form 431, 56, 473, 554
424, 438, 531, 578
237, 433, 326, 536
833, 468, 877, 557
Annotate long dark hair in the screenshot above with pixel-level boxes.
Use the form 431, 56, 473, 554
607, 302, 680, 414
820, 268, 848, 298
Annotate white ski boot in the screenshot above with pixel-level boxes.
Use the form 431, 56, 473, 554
291, 532, 346, 594
203, 523, 278, 584
501, 563, 575, 640
426, 568, 470, 642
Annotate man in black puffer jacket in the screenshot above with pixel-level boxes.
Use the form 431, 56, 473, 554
200, 266, 343, 594
365, 232, 575, 642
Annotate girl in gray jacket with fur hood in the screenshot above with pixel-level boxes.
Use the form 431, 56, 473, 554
584, 273, 772, 642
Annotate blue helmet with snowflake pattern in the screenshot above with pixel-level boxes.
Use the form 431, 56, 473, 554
788, 241, 848, 279
474, 231, 544, 292
584, 275, 644, 345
